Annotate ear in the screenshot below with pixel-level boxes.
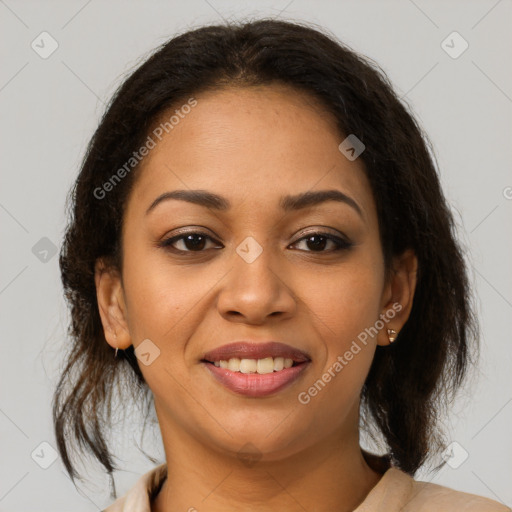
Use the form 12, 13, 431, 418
94, 258, 132, 350
377, 248, 418, 347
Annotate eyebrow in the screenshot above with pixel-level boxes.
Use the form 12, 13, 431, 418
146, 189, 363, 218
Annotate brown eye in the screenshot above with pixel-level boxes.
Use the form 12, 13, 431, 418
159, 232, 222, 253
291, 232, 353, 252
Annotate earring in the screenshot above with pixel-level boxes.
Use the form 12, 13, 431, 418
113, 331, 119, 358
387, 329, 397, 343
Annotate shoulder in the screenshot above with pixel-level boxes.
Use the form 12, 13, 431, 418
404, 472, 510, 511
357, 465, 510, 512
102, 463, 167, 512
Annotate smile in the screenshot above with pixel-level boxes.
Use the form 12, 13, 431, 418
212, 356, 295, 373
201, 341, 311, 397
202, 361, 310, 397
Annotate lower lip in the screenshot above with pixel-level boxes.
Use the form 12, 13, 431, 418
203, 361, 310, 397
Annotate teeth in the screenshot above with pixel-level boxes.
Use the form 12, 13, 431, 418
240, 358, 257, 374
257, 357, 274, 374
213, 357, 297, 373
274, 357, 284, 371
228, 358, 241, 372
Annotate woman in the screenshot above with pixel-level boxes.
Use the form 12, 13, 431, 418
53, 18, 510, 511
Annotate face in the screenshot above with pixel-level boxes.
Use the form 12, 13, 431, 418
97, 84, 412, 462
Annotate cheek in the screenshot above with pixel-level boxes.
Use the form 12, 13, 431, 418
300, 252, 384, 404
297, 279, 380, 432
120, 254, 209, 396
121, 249, 209, 342
305, 259, 384, 342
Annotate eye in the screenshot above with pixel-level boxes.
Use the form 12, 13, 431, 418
158, 229, 353, 254
290, 231, 353, 253
158, 231, 223, 253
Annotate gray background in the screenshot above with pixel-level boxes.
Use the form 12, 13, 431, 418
1, 0, 511, 510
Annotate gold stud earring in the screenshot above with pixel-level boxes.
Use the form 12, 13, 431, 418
387, 328, 397, 343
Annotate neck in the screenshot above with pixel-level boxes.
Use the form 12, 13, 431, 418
152, 414, 384, 512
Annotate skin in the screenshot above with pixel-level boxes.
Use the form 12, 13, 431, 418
95, 84, 417, 511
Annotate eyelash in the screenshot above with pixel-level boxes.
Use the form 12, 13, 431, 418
158, 230, 353, 254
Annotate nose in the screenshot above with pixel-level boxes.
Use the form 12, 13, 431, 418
216, 243, 297, 325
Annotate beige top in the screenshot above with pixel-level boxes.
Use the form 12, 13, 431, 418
103, 462, 510, 512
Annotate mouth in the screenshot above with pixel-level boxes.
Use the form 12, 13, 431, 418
201, 341, 311, 397
202, 341, 311, 366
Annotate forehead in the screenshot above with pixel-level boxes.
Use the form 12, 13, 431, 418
127, 84, 375, 223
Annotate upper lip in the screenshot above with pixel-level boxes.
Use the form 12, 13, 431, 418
202, 341, 311, 363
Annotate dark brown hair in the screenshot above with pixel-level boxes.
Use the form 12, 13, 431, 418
54, 18, 478, 497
